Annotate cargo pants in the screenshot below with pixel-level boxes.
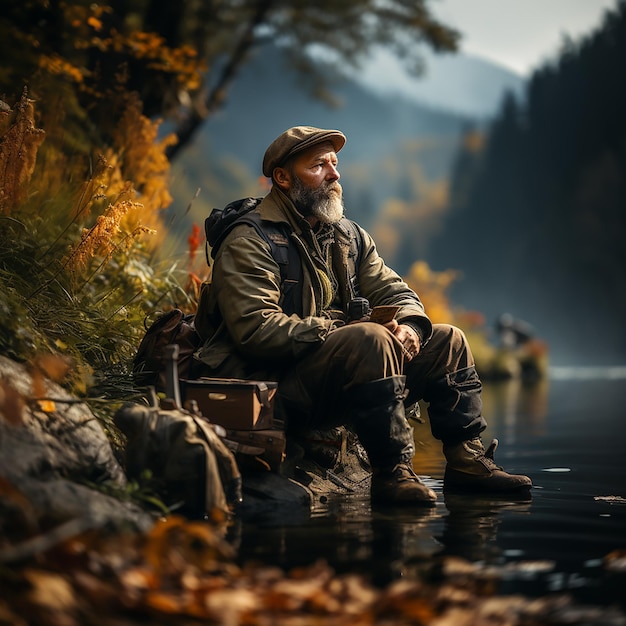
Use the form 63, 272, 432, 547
277, 322, 487, 446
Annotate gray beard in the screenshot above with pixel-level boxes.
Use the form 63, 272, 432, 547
289, 176, 345, 224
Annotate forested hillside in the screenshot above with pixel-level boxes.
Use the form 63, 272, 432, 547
429, 1, 626, 364
166, 43, 475, 246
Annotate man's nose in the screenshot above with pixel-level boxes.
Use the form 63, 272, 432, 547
326, 164, 340, 181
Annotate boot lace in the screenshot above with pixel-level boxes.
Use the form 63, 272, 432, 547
391, 462, 420, 482
481, 438, 503, 471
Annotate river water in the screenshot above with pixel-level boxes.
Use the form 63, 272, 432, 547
234, 369, 626, 608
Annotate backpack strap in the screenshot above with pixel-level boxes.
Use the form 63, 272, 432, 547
204, 197, 263, 266
236, 212, 303, 317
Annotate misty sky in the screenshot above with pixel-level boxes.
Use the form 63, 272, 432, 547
434, 0, 618, 75
348, 0, 619, 115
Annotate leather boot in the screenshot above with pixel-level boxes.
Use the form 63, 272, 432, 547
348, 376, 437, 505
443, 437, 532, 492
371, 462, 437, 505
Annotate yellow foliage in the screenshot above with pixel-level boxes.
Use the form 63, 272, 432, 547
371, 222, 400, 260
86, 16, 103, 31
67, 155, 116, 223
0, 91, 46, 214
0, 92, 162, 279
27, 90, 175, 262
427, 178, 450, 209
405, 260, 459, 324
109, 94, 177, 243
385, 198, 411, 219
81, 30, 204, 92
38, 55, 85, 84
373, 175, 450, 263
463, 129, 485, 153
62, 199, 154, 273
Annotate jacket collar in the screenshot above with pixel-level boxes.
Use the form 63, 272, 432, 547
257, 187, 308, 234
258, 186, 352, 247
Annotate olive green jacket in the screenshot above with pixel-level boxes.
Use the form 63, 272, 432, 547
195, 187, 432, 379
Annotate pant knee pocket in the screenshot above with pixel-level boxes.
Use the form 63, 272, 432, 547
446, 367, 482, 413
428, 366, 482, 414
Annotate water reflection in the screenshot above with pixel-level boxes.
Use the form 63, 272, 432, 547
235, 374, 626, 606
234, 488, 537, 589
481, 377, 550, 443
437, 492, 532, 564
234, 495, 445, 586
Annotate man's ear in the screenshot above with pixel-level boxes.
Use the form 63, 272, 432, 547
273, 167, 291, 191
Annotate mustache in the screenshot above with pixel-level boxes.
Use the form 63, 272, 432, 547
324, 181, 342, 194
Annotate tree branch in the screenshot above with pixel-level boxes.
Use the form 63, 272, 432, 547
166, 0, 275, 160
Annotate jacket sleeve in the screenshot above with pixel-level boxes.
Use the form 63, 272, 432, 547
355, 225, 433, 343
211, 226, 340, 360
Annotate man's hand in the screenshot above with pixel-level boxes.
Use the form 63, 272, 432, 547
391, 323, 421, 361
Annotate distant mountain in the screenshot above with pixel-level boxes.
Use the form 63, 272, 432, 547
346, 47, 526, 119
170, 44, 492, 235
169, 43, 525, 265
191, 45, 471, 172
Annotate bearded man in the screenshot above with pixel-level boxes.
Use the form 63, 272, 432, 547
194, 126, 531, 505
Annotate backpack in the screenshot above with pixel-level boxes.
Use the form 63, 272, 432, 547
204, 197, 304, 316
133, 308, 202, 392
131, 199, 300, 392
114, 400, 242, 518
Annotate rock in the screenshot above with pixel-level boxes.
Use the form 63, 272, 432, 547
0, 355, 153, 541
237, 426, 372, 521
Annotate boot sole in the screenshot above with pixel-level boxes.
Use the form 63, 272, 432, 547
444, 469, 532, 493
371, 495, 437, 507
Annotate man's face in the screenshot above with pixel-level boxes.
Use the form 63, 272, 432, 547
276, 142, 344, 224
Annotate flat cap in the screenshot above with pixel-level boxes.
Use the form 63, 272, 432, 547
262, 126, 346, 178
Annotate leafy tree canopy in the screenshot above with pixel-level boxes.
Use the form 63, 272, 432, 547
0, 0, 459, 158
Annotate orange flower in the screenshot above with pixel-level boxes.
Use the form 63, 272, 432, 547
188, 223, 201, 264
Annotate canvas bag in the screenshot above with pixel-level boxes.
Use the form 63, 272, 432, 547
114, 401, 242, 518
